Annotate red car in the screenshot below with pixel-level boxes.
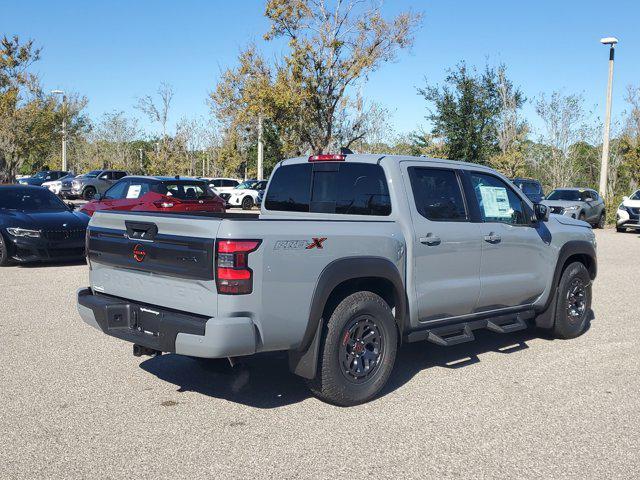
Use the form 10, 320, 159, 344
80, 176, 226, 216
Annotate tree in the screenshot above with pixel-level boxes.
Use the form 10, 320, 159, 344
211, 0, 422, 157
534, 92, 589, 189
0, 35, 86, 181
91, 111, 140, 170
419, 63, 522, 165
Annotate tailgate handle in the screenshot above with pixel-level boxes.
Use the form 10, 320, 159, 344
125, 221, 158, 242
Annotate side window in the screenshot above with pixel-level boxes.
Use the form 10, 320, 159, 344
469, 172, 528, 225
212, 180, 222, 187
103, 180, 129, 200
98, 172, 110, 180
408, 167, 467, 221
265, 163, 311, 212
114, 171, 127, 180
223, 179, 238, 187
124, 180, 150, 199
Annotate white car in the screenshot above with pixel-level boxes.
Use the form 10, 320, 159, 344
42, 173, 76, 195
223, 179, 268, 210
204, 177, 240, 195
616, 190, 640, 232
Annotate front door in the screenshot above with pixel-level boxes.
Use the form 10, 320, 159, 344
466, 171, 550, 310
403, 164, 482, 321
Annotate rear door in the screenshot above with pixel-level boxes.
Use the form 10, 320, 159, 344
466, 170, 549, 310
403, 164, 482, 320
87, 212, 223, 316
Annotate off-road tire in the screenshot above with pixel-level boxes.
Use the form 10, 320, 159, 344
83, 186, 97, 201
0, 233, 11, 266
307, 291, 398, 406
551, 262, 592, 339
241, 196, 254, 210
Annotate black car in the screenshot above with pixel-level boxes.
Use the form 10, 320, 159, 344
17, 170, 69, 186
0, 186, 89, 266
512, 177, 545, 203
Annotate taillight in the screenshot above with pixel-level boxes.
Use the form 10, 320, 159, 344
215, 239, 261, 294
308, 154, 346, 162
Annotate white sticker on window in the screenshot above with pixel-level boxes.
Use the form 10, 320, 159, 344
479, 186, 511, 219
126, 185, 142, 199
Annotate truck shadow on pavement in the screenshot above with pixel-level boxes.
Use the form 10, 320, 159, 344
139, 312, 593, 409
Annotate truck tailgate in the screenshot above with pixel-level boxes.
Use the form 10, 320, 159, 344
86, 211, 222, 317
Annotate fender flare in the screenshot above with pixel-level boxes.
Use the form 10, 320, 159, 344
535, 239, 597, 329
289, 256, 406, 379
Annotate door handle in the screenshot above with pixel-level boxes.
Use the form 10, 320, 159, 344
483, 233, 501, 244
420, 234, 441, 246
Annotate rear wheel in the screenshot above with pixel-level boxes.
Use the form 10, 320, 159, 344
0, 233, 11, 266
551, 262, 591, 339
307, 291, 398, 406
83, 186, 96, 200
241, 196, 254, 210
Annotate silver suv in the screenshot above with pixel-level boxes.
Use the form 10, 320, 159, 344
66, 169, 128, 200
542, 188, 606, 228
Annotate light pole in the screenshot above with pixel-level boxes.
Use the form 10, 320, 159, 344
257, 114, 264, 181
598, 37, 618, 199
51, 90, 67, 171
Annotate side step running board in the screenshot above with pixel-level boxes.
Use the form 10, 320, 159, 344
486, 314, 528, 334
427, 325, 474, 347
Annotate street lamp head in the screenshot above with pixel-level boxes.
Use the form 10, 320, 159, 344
51, 89, 65, 95
600, 37, 618, 46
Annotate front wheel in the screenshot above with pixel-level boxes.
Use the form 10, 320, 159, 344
307, 291, 398, 406
241, 196, 254, 210
83, 186, 96, 201
551, 262, 592, 339
616, 226, 626, 233
596, 212, 606, 229
0, 233, 11, 266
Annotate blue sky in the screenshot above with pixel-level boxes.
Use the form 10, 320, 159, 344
3, 0, 638, 140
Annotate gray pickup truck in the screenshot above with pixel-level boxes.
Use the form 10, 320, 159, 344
78, 154, 597, 405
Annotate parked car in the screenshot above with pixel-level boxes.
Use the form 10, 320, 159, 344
65, 169, 128, 200
222, 179, 268, 209
511, 177, 544, 203
542, 188, 606, 228
78, 153, 597, 406
0, 185, 88, 265
42, 173, 76, 196
616, 189, 640, 232
17, 170, 69, 186
79, 176, 226, 216
205, 177, 240, 195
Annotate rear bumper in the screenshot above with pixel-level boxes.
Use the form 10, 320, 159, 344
77, 288, 257, 358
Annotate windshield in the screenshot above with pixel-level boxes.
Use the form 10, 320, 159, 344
236, 181, 259, 190
631, 190, 640, 201
84, 170, 102, 178
547, 190, 581, 201
32, 171, 48, 179
0, 188, 68, 211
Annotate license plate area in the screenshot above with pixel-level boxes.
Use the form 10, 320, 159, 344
104, 304, 160, 337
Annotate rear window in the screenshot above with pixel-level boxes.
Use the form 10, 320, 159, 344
516, 181, 542, 195
156, 181, 216, 200
265, 162, 391, 216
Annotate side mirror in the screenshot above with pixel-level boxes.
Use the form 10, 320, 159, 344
533, 203, 549, 223
585, 197, 594, 202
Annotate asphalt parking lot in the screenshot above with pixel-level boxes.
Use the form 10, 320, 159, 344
1, 228, 639, 479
